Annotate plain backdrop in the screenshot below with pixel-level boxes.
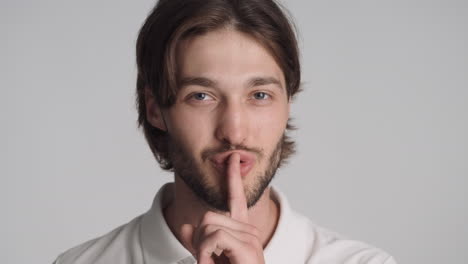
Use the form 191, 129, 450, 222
2, 0, 467, 263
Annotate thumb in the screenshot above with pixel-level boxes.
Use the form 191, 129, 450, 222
180, 224, 196, 256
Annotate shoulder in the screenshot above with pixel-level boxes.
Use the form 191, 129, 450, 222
293, 212, 397, 264
53, 215, 145, 264
270, 187, 397, 264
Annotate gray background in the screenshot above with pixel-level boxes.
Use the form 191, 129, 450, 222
2, 0, 467, 263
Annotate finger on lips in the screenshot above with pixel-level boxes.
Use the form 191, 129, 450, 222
228, 153, 249, 223
182, 153, 255, 263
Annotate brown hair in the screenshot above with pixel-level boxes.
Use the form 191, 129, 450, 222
136, 0, 301, 170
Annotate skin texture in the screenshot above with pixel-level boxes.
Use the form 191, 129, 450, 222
145, 28, 290, 263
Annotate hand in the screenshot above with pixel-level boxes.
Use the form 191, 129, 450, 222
181, 153, 265, 264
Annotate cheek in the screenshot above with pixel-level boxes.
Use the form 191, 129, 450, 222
167, 107, 213, 154
250, 105, 289, 142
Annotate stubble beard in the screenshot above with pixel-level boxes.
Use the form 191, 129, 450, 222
168, 135, 286, 212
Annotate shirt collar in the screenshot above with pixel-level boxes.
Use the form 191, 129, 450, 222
140, 182, 298, 264
263, 185, 304, 263
141, 183, 194, 263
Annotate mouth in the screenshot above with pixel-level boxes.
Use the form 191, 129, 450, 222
209, 150, 257, 178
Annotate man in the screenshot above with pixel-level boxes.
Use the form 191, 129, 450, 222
55, 0, 396, 263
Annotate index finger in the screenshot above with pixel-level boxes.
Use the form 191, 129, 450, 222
227, 153, 249, 223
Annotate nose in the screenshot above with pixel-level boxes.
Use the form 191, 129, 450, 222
215, 100, 249, 146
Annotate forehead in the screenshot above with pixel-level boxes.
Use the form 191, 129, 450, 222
176, 28, 285, 88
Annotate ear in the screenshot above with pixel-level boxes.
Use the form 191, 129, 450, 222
144, 86, 167, 131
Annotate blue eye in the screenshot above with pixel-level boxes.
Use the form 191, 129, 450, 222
193, 93, 208, 100
253, 92, 269, 100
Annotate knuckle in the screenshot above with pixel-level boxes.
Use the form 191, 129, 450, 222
201, 211, 215, 225
247, 234, 260, 247
197, 230, 224, 252
212, 229, 225, 240
201, 224, 215, 237
248, 225, 260, 238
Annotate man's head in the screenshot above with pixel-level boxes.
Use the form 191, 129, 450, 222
136, 0, 301, 211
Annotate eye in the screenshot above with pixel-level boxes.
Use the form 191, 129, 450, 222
191, 92, 213, 101
253, 92, 270, 100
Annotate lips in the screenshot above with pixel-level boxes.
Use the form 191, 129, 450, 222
209, 150, 257, 177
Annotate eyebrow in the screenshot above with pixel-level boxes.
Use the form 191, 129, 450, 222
179, 77, 218, 89
247, 76, 283, 91
179, 76, 284, 91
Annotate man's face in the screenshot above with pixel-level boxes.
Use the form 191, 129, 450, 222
163, 29, 290, 211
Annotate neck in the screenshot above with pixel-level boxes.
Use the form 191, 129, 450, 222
164, 175, 279, 249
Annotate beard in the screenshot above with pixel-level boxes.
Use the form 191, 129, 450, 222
168, 134, 291, 212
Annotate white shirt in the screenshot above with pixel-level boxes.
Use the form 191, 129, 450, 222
54, 183, 397, 264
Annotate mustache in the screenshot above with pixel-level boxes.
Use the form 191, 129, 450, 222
201, 144, 264, 162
